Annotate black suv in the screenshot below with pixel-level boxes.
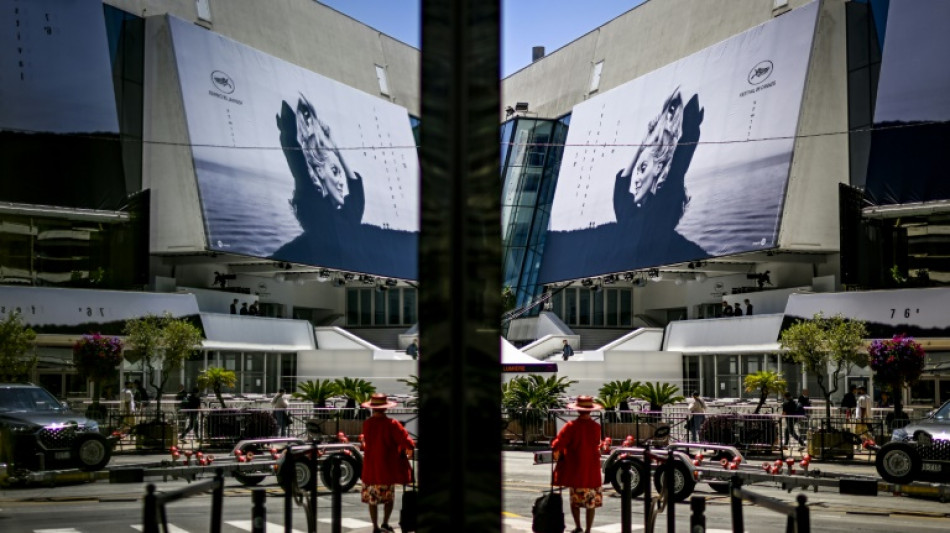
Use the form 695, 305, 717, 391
0, 383, 112, 483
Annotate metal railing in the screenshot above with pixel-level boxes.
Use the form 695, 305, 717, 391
727, 476, 809, 533
142, 469, 225, 533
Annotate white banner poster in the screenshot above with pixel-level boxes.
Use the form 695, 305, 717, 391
167, 16, 419, 279
540, 1, 819, 283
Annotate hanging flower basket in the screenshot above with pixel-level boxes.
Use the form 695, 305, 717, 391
868, 334, 926, 386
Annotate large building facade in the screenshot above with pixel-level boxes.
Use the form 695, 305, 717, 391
2, 0, 949, 405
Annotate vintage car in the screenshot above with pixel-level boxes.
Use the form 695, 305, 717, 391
0, 383, 112, 484
876, 400, 950, 484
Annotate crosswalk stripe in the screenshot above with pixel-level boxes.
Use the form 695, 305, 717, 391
592, 524, 644, 532
501, 519, 647, 533
131, 525, 190, 533
35, 529, 82, 533
226, 519, 306, 533
317, 517, 375, 529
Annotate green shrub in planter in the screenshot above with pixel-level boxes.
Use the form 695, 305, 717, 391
700, 415, 735, 445
205, 409, 242, 440
243, 409, 278, 439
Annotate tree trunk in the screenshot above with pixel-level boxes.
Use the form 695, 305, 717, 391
214, 387, 227, 408
754, 390, 766, 414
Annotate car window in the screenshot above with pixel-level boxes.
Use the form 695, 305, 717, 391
0, 387, 63, 412
933, 401, 950, 420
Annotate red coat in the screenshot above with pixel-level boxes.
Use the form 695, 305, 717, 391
360, 415, 415, 485
552, 416, 603, 489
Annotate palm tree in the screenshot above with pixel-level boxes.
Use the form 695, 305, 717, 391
598, 379, 642, 422
334, 377, 376, 418
743, 370, 787, 414
502, 374, 577, 442
293, 379, 339, 408
635, 382, 685, 412
396, 374, 419, 407
197, 367, 237, 408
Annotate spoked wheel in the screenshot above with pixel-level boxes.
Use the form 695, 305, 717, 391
653, 460, 696, 502
876, 442, 921, 484
74, 433, 112, 472
320, 453, 361, 492
605, 457, 648, 498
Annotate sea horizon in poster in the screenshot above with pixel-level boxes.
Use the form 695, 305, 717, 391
538, 1, 819, 284
168, 16, 419, 280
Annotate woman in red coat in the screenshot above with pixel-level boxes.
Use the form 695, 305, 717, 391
360, 393, 415, 533
552, 395, 604, 533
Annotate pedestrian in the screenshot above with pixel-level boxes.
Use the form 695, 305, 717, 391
855, 387, 871, 434
552, 395, 603, 533
841, 385, 857, 420
687, 390, 706, 442
360, 393, 415, 533
722, 301, 734, 317
133, 379, 150, 410
230, 298, 238, 314
406, 338, 419, 360
180, 387, 201, 439
733, 302, 743, 316
782, 392, 806, 449
744, 299, 753, 316
877, 391, 893, 408
239, 302, 249, 315
120, 381, 136, 431
272, 388, 290, 437
562, 339, 575, 361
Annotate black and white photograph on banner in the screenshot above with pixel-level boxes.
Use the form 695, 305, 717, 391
538, 1, 819, 284
167, 16, 419, 280
864, 0, 950, 206
0, 0, 126, 209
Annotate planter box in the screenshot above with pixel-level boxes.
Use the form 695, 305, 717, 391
807, 430, 855, 458
503, 420, 556, 444
604, 422, 670, 445
135, 422, 178, 449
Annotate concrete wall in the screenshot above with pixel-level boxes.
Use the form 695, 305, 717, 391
108, 0, 420, 116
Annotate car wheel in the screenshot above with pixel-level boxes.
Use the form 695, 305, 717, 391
74, 433, 112, 472
320, 453, 361, 492
653, 460, 696, 502
876, 442, 921, 484
605, 457, 647, 498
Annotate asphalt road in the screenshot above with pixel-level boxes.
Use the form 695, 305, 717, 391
2, 451, 949, 532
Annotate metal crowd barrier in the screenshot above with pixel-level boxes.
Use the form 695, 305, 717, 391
142, 469, 225, 533
728, 476, 809, 533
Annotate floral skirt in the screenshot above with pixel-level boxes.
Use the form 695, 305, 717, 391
569, 487, 603, 509
361, 483, 395, 505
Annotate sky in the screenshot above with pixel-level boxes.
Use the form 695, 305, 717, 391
317, 1, 647, 78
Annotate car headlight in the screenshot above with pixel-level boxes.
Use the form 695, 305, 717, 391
8, 421, 36, 433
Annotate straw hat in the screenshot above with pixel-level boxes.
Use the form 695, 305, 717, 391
566, 395, 603, 411
362, 393, 398, 410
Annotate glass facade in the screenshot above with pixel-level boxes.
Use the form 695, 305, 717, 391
345, 287, 418, 326
500, 116, 569, 310
548, 287, 634, 328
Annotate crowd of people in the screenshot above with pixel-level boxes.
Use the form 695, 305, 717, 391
230, 298, 262, 315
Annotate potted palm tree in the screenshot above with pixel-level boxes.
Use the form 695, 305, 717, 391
501, 374, 577, 445
632, 382, 684, 444
597, 379, 641, 438
743, 370, 786, 414
333, 377, 376, 437
197, 367, 238, 443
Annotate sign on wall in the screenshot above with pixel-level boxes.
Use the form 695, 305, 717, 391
0, 286, 201, 335
167, 17, 419, 279
781, 288, 950, 340
864, 0, 950, 206
539, 1, 819, 283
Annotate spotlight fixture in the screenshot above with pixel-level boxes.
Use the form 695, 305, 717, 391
505, 106, 515, 118
317, 269, 331, 282
622, 272, 635, 282
514, 102, 530, 112
384, 278, 398, 287
581, 278, 594, 288
343, 273, 356, 282
360, 275, 376, 285
603, 274, 618, 285
647, 268, 662, 281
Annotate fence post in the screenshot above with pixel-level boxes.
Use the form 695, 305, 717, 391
690, 496, 705, 533
643, 444, 652, 532
282, 452, 295, 533
252, 488, 266, 533
331, 454, 343, 533
309, 449, 319, 533
621, 461, 632, 533
795, 493, 810, 533
143, 484, 158, 533
665, 455, 675, 533
211, 469, 224, 533
730, 475, 743, 533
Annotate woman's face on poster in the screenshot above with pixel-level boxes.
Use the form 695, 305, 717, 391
628, 89, 685, 206
317, 149, 348, 207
